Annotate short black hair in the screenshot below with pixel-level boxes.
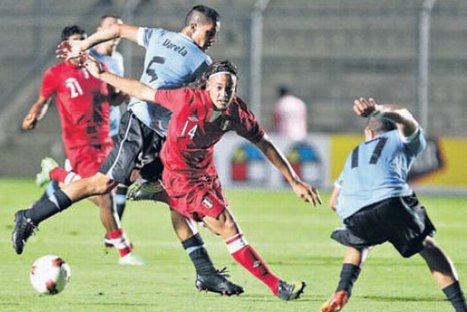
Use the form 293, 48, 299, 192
184, 5, 220, 27
277, 85, 290, 97
61, 25, 87, 41
366, 117, 397, 134
190, 60, 238, 89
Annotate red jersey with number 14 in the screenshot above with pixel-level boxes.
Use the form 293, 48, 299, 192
40, 61, 111, 148
154, 88, 264, 180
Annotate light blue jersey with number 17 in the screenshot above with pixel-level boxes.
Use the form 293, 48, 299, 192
335, 129, 426, 220
129, 27, 212, 136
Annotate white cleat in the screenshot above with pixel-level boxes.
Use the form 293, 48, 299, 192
118, 253, 145, 266
35, 157, 59, 187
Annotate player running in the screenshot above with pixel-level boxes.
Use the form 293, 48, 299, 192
35, 15, 131, 247
320, 98, 467, 312
20, 25, 140, 265
81, 57, 322, 300
13, 6, 244, 295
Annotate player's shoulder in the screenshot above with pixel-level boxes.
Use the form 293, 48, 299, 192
43, 62, 67, 78
233, 96, 250, 111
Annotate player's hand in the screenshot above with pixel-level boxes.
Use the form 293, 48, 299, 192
291, 179, 322, 207
83, 55, 104, 78
56, 40, 82, 61
353, 97, 379, 118
22, 112, 38, 130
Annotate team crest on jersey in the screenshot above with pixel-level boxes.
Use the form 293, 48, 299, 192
202, 197, 214, 209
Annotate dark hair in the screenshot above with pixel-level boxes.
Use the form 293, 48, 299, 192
61, 25, 87, 41
184, 5, 220, 27
189, 60, 238, 89
366, 117, 397, 134
100, 14, 121, 21
277, 85, 290, 97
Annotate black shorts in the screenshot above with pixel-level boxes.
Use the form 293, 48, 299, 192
331, 194, 436, 258
99, 110, 164, 186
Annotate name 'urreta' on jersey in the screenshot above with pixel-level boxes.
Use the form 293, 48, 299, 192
163, 39, 187, 56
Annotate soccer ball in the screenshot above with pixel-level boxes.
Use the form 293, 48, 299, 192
30, 255, 71, 295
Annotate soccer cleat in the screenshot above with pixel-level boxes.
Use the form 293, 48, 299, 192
12, 209, 38, 255
320, 290, 349, 312
195, 267, 244, 296
35, 157, 59, 187
127, 180, 164, 201
103, 234, 114, 249
103, 233, 134, 250
118, 253, 145, 266
276, 280, 306, 301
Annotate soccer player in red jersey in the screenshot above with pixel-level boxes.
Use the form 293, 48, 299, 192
20, 26, 141, 265
83, 57, 322, 299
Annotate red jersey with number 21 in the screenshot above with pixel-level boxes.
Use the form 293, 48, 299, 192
40, 61, 111, 148
154, 88, 264, 187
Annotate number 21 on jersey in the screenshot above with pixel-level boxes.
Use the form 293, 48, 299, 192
181, 120, 198, 139
65, 78, 83, 98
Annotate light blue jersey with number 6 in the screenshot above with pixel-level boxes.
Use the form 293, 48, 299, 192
335, 129, 426, 220
129, 27, 211, 136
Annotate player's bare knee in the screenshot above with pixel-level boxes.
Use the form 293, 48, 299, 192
88, 174, 117, 194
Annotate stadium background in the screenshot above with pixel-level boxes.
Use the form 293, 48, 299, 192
0, 0, 466, 192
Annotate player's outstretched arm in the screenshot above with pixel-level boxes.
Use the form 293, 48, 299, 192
255, 135, 322, 206
353, 97, 419, 137
22, 97, 50, 130
57, 24, 139, 60
84, 56, 155, 103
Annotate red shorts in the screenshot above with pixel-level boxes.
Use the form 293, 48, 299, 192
163, 171, 228, 222
65, 142, 112, 178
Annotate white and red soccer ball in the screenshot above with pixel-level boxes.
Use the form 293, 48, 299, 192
30, 255, 71, 295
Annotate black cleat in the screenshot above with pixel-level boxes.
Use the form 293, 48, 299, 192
127, 180, 164, 201
103, 234, 114, 249
277, 280, 306, 301
12, 209, 38, 255
195, 267, 244, 296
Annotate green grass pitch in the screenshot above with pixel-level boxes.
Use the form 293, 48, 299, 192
0, 178, 466, 311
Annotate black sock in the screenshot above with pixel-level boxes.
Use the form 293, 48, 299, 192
115, 186, 128, 219
443, 281, 467, 312
182, 233, 216, 276
38, 181, 60, 202
336, 263, 361, 297
25, 189, 72, 224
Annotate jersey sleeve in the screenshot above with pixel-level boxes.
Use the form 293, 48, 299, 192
153, 88, 192, 115
39, 68, 57, 99
401, 128, 427, 157
232, 97, 265, 144
137, 27, 165, 48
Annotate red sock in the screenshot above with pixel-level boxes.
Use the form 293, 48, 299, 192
107, 228, 132, 257
50, 167, 69, 183
226, 233, 280, 295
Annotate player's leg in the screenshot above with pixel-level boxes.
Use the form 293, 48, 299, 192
12, 111, 142, 254
12, 172, 118, 254
169, 208, 243, 295
203, 207, 305, 300
114, 185, 128, 219
419, 236, 467, 312
89, 193, 143, 265
321, 247, 369, 312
